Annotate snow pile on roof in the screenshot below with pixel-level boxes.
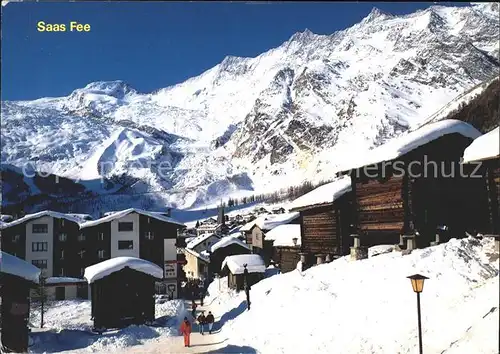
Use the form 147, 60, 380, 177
241, 212, 300, 232
0, 214, 14, 222
84, 257, 163, 283
206, 237, 499, 354
0, 210, 83, 229
221, 254, 266, 274
462, 127, 500, 163
368, 244, 395, 258
0, 251, 41, 283
265, 224, 301, 247
80, 208, 185, 228
289, 177, 351, 211
186, 232, 218, 249
184, 247, 210, 263
67, 213, 94, 221
45, 277, 88, 285
336, 119, 482, 172
210, 235, 250, 253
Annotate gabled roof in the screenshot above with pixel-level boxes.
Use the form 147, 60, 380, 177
0, 210, 83, 230
80, 208, 185, 229
462, 127, 500, 164
210, 235, 251, 253
0, 251, 41, 283
289, 177, 352, 212
240, 212, 299, 232
84, 256, 163, 283
184, 247, 210, 263
265, 224, 301, 247
221, 254, 266, 274
336, 119, 481, 173
186, 232, 219, 249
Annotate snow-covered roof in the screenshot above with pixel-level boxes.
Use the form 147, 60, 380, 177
0, 251, 40, 283
184, 247, 210, 263
0, 211, 83, 229
462, 127, 499, 164
80, 208, 185, 229
84, 256, 164, 283
67, 213, 94, 221
221, 254, 266, 274
240, 212, 300, 232
265, 224, 301, 247
45, 277, 87, 285
289, 177, 352, 211
0, 214, 14, 222
337, 119, 482, 173
186, 233, 219, 249
210, 235, 251, 253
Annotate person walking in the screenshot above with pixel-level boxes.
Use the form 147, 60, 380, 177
205, 311, 215, 334
197, 312, 206, 335
191, 300, 197, 318
179, 317, 192, 348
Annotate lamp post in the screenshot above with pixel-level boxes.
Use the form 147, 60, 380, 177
407, 274, 428, 354
243, 264, 250, 310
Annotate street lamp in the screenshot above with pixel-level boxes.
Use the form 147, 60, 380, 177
407, 274, 428, 354
243, 264, 250, 310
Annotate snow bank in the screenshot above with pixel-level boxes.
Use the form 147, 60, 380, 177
462, 127, 499, 164
337, 119, 482, 172
368, 244, 395, 258
288, 177, 352, 211
80, 208, 185, 229
0, 251, 40, 283
29, 299, 185, 353
84, 257, 163, 283
208, 237, 499, 354
210, 235, 250, 253
265, 224, 301, 247
221, 254, 266, 274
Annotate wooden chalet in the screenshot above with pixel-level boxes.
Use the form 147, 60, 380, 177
84, 257, 164, 330
265, 224, 301, 273
462, 127, 500, 236
208, 236, 251, 277
289, 178, 353, 268
221, 254, 265, 291
0, 252, 41, 353
336, 120, 484, 249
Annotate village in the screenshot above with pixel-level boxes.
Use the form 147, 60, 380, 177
0, 119, 498, 353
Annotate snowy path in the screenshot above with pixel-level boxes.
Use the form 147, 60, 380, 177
122, 300, 230, 354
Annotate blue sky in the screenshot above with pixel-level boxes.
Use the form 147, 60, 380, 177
2, 2, 469, 100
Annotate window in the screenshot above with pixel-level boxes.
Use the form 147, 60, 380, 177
118, 222, 133, 232
78, 233, 86, 242
147, 217, 151, 224
60, 219, 65, 227
59, 268, 64, 276
145, 231, 154, 240
78, 249, 86, 258
32, 259, 47, 269
59, 233, 67, 242
32, 242, 48, 252
98, 250, 105, 259
32, 224, 48, 233
60, 250, 64, 260
12, 234, 20, 243
118, 240, 133, 250
98, 232, 105, 241
80, 268, 84, 276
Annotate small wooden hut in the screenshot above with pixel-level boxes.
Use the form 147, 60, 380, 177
208, 236, 251, 277
265, 224, 301, 273
462, 127, 500, 236
84, 257, 163, 330
221, 254, 265, 291
289, 178, 353, 267
336, 120, 484, 249
0, 252, 41, 353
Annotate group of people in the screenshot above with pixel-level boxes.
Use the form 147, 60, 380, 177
182, 278, 208, 304
179, 305, 216, 348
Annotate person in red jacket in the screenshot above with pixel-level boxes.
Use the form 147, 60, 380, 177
179, 317, 192, 347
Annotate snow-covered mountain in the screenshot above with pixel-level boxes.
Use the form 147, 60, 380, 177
2, 3, 499, 211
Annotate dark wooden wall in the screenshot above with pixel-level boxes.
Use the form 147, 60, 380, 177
227, 272, 264, 291
90, 267, 157, 329
209, 243, 250, 276
139, 214, 179, 270
1, 224, 26, 259
273, 246, 300, 273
